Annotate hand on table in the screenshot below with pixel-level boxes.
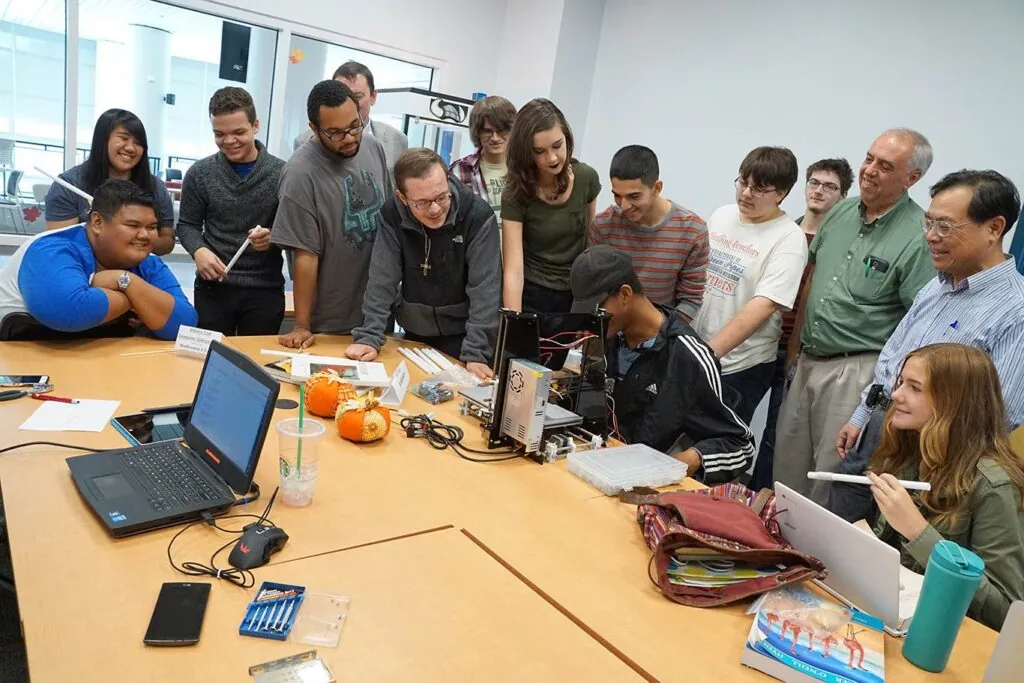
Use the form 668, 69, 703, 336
195, 247, 227, 281
675, 448, 702, 475
279, 326, 315, 350
466, 362, 493, 380
836, 423, 862, 459
868, 472, 928, 540
345, 344, 379, 361
248, 226, 271, 252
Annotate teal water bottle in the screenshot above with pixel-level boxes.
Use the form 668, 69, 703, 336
902, 540, 985, 672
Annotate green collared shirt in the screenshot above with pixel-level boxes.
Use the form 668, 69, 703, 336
874, 459, 1024, 631
801, 194, 935, 356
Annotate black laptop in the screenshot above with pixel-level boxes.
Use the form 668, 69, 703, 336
67, 341, 280, 538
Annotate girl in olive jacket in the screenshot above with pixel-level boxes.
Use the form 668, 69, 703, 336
867, 343, 1024, 631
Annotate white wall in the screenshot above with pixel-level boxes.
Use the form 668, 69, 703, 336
493, 0, 564, 107
549, 0, 605, 144
581, 0, 1024, 250
210, 0, 508, 98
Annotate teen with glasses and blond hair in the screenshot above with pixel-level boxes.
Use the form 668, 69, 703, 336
501, 98, 601, 314
346, 148, 501, 379
866, 343, 1024, 631
450, 96, 517, 220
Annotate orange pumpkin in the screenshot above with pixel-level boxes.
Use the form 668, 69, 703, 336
335, 395, 391, 443
304, 371, 358, 418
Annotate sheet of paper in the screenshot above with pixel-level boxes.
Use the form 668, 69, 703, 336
19, 399, 121, 433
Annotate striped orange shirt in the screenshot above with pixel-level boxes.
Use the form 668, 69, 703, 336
590, 202, 709, 318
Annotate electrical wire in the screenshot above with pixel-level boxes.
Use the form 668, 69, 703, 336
167, 487, 281, 589
399, 414, 522, 462
0, 441, 104, 456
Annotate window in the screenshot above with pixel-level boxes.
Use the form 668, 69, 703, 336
76, 1, 278, 180
283, 36, 433, 157
0, 0, 67, 209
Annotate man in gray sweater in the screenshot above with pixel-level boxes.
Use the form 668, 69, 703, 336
176, 87, 286, 335
346, 148, 501, 379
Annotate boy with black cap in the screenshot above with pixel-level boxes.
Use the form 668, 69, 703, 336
571, 245, 755, 484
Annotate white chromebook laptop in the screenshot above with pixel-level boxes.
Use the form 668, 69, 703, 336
774, 481, 923, 636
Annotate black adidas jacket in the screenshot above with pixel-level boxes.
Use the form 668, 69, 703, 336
607, 306, 755, 485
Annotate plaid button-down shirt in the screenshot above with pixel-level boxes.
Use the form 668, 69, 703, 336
449, 149, 488, 203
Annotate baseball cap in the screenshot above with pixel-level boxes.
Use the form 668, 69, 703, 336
570, 246, 637, 313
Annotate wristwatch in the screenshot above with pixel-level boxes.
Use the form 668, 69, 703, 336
117, 271, 132, 291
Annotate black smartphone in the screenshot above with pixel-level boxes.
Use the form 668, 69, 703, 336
143, 582, 211, 646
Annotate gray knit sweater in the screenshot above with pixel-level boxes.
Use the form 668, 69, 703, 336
176, 141, 285, 289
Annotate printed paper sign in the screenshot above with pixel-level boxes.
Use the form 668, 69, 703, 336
174, 325, 225, 358
379, 360, 410, 407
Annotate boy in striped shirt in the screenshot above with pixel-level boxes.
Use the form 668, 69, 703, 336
590, 145, 709, 321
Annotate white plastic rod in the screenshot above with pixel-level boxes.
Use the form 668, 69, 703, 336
34, 166, 93, 204
222, 238, 251, 276
807, 471, 931, 492
398, 347, 434, 374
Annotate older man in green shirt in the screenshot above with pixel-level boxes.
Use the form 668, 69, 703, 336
774, 129, 937, 504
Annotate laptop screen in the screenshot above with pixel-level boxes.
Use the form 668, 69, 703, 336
189, 348, 275, 475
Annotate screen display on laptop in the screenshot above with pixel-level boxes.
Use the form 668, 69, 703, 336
189, 349, 274, 474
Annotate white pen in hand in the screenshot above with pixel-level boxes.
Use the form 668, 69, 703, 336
807, 471, 932, 492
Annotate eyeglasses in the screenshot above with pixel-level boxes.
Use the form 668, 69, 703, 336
807, 178, 840, 194
734, 177, 777, 198
407, 191, 452, 211
316, 121, 364, 141
480, 128, 507, 140
922, 217, 966, 238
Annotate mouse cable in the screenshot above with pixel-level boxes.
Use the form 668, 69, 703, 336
166, 487, 280, 589
399, 414, 522, 462
0, 441, 104, 456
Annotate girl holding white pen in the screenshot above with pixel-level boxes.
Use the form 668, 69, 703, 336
864, 344, 1024, 631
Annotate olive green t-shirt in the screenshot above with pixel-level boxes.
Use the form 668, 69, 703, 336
502, 161, 602, 291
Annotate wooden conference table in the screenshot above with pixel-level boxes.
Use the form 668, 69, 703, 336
0, 336, 999, 682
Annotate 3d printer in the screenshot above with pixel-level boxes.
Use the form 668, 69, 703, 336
459, 309, 611, 463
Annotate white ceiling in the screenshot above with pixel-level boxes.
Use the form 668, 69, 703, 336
1, 0, 243, 63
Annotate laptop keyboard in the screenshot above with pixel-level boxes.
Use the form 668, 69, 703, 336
119, 443, 224, 512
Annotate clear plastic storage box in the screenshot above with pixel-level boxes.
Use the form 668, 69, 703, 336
568, 444, 688, 495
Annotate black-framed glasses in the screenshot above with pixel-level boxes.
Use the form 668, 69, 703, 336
479, 127, 508, 140
407, 191, 452, 211
316, 121, 364, 142
734, 177, 777, 198
807, 178, 840, 193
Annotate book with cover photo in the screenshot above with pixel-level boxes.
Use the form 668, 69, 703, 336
741, 584, 885, 683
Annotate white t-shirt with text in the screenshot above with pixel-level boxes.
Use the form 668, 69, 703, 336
693, 204, 808, 374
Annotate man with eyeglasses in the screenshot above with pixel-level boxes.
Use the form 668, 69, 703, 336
749, 157, 853, 489
450, 96, 517, 221
774, 129, 936, 505
692, 146, 808, 427
345, 148, 501, 379
827, 169, 1024, 522
272, 79, 393, 349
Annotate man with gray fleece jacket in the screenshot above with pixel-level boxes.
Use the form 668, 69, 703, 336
176, 87, 285, 335
346, 148, 501, 379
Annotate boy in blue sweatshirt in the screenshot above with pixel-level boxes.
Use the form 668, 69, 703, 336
0, 179, 197, 340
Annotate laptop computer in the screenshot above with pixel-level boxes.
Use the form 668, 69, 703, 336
67, 341, 280, 538
982, 601, 1023, 682
774, 481, 922, 635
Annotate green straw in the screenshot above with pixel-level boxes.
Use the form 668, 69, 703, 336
297, 384, 304, 476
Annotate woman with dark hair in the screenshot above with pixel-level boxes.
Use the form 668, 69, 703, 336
45, 108, 176, 255
501, 98, 601, 313
867, 343, 1024, 630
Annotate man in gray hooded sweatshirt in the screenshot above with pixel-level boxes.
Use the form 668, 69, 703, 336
346, 148, 502, 379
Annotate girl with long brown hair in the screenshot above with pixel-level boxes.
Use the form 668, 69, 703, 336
867, 343, 1024, 630
500, 98, 601, 313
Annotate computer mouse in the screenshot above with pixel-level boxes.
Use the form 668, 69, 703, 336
228, 523, 289, 570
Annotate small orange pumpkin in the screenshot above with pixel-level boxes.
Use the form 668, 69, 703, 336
335, 395, 391, 443
304, 371, 358, 418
